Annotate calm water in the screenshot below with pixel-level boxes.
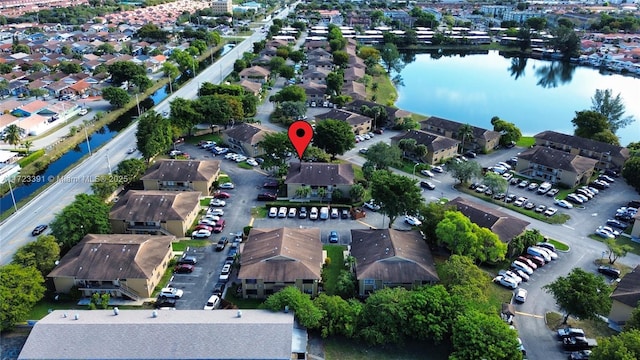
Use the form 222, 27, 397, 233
395, 50, 640, 146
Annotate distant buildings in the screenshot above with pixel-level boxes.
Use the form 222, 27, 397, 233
211, 0, 232, 15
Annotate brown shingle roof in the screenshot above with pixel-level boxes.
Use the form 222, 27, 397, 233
314, 108, 372, 127
239, 65, 270, 77
518, 146, 598, 174
534, 130, 630, 160
47, 234, 174, 280
421, 116, 501, 142
238, 228, 322, 282
285, 162, 354, 186
447, 197, 530, 243
109, 190, 200, 222
224, 122, 274, 145
140, 159, 220, 183
611, 265, 640, 307
350, 229, 439, 283
391, 129, 460, 153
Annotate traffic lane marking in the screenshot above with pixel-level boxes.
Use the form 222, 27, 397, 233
515, 311, 544, 319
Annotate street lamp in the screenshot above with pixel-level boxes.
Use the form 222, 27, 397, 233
413, 162, 420, 176
83, 125, 92, 156
106, 149, 112, 174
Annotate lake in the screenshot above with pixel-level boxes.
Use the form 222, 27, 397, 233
395, 50, 640, 146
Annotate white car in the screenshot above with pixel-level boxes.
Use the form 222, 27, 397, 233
126, 148, 136, 154
160, 287, 183, 299
219, 264, 231, 281
208, 208, 224, 216
224, 153, 238, 160
404, 215, 422, 226
309, 207, 319, 220
432, 166, 444, 173
209, 199, 226, 207
498, 270, 522, 284
191, 229, 212, 238
268, 207, 278, 218
512, 269, 530, 282
420, 170, 434, 177
246, 158, 258, 166
288, 207, 297, 218
514, 197, 528, 207
278, 207, 288, 218
511, 260, 534, 275
219, 182, 235, 189
493, 275, 518, 289
235, 155, 248, 163
363, 199, 381, 211
544, 207, 558, 216
598, 226, 620, 237
203, 295, 220, 310
555, 199, 573, 209
595, 228, 615, 239
514, 288, 528, 303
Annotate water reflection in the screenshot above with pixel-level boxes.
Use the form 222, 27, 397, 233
509, 56, 528, 80
534, 61, 576, 88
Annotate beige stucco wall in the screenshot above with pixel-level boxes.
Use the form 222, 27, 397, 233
241, 279, 318, 299
286, 184, 353, 200
632, 221, 640, 238
53, 277, 75, 293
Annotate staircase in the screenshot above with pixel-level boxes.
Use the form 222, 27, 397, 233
117, 283, 141, 301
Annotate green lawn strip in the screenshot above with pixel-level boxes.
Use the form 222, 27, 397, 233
545, 312, 617, 339
172, 239, 210, 252
224, 284, 264, 309
516, 137, 535, 148
200, 198, 211, 206
28, 299, 84, 320
184, 134, 224, 145
322, 245, 348, 295
237, 162, 254, 170
251, 206, 268, 218
589, 234, 640, 256
323, 336, 449, 360
392, 159, 432, 176
218, 174, 232, 184
152, 265, 180, 297
547, 239, 570, 251
370, 71, 398, 106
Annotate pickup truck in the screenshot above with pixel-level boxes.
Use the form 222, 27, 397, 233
557, 327, 585, 339
562, 337, 597, 351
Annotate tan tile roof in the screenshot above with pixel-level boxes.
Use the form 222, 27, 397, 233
238, 228, 323, 282
518, 146, 598, 174
141, 159, 220, 183
350, 229, 439, 283
109, 190, 201, 222
48, 234, 175, 280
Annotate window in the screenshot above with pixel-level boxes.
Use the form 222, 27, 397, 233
246, 289, 257, 295
246, 279, 257, 284
302, 279, 315, 284
364, 279, 375, 285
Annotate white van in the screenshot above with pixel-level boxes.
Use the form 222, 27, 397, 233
537, 182, 552, 194
527, 246, 551, 262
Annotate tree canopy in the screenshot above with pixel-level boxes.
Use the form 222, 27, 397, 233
591, 89, 635, 134
50, 193, 111, 250
370, 170, 423, 227
450, 310, 522, 360
436, 211, 507, 263
136, 110, 173, 162
0, 264, 45, 331
262, 286, 322, 328
101, 87, 131, 108
591, 329, 640, 360
313, 119, 355, 159
258, 131, 293, 177
108, 61, 146, 86
271, 85, 306, 103
491, 116, 522, 146
543, 268, 612, 324
364, 142, 401, 170
447, 160, 482, 184
12, 234, 60, 276
380, 43, 404, 73
622, 157, 640, 193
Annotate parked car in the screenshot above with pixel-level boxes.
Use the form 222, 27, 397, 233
557, 328, 586, 339
512, 269, 530, 282
527, 182, 539, 191
210, 199, 226, 207
330, 208, 339, 219
555, 199, 574, 209
562, 337, 598, 351
257, 193, 277, 201
431, 166, 444, 173
514, 288, 528, 303
475, 184, 488, 193
524, 202, 536, 210
160, 287, 184, 298
420, 169, 435, 177
516, 256, 538, 270
174, 264, 195, 274
278, 207, 288, 218
598, 226, 620, 237
341, 209, 349, 219
514, 197, 528, 207
546, 188, 560, 197
208, 208, 224, 216
263, 181, 279, 189
288, 207, 297, 218
268, 207, 278, 218
536, 242, 556, 253
309, 207, 319, 220
595, 228, 615, 239
544, 207, 558, 216
213, 191, 231, 199
328, 231, 339, 243
192, 229, 212, 238
498, 270, 522, 284
525, 254, 546, 267
598, 265, 621, 278
31, 224, 48, 236
195, 224, 213, 232
212, 282, 226, 296
177, 256, 197, 265
363, 199, 381, 211
606, 219, 628, 230
505, 194, 517, 203
203, 295, 220, 310
219, 264, 232, 281
518, 180, 529, 188
213, 219, 225, 233
569, 350, 592, 360
511, 260, 534, 275
420, 181, 436, 190
215, 237, 229, 251
527, 247, 551, 262
404, 215, 422, 226
493, 275, 518, 289
219, 182, 235, 189
155, 296, 177, 309
566, 194, 584, 204
299, 207, 308, 219
319, 207, 329, 220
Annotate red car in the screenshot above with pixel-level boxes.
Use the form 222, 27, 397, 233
517, 256, 538, 270
213, 219, 226, 233
195, 224, 213, 232
214, 191, 231, 199
174, 264, 194, 273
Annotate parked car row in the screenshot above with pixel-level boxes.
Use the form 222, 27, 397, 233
355, 132, 376, 143
494, 244, 560, 294
268, 206, 349, 221
470, 182, 559, 216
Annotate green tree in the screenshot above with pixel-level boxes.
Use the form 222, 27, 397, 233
91, 174, 120, 200
115, 158, 147, 184
302, 145, 331, 163
626, 305, 640, 331
349, 183, 365, 202
12, 43, 30, 54
131, 74, 152, 93
136, 110, 173, 163
418, 201, 451, 247
380, 43, 403, 73
447, 160, 482, 184
162, 62, 180, 81
592, 129, 621, 146
590, 329, 640, 360
591, 89, 635, 133
398, 138, 417, 157
21, 139, 33, 154
29, 88, 48, 100
334, 271, 357, 300
326, 71, 344, 96
482, 172, 508, 195
525, 17, 547, 31
279, 101, 307, 120
279, 65, 295, 80
436, 211, 506, 263
170, 49, 197, 76
58, 61, 82, 75
332, 50, 349, 68
364, 142, 401, 170
549, 26, 580, 59
457, 123, 474, 153
233, 59, 247, 73
517, 26, 532, 51
313, 294, 361, 338
450, 310, 522, 360
357, 287, 410, 345
604, 238, 633, 265
508, 229, 543, 258
622, 157, 640, 192
271, 85, 306, 103
169, 97, 202, 135
95, 43, 116, 55
12, 235, 60, 276
258, 132, 293, 176
358, 46, 381, 63
491, 116, 522, 146
314, 119, 355, 159
262, 286, 322, 329
108, 61, 147, 86
4, 124, 22, 148
543, 268, 613, 324
572, 110, 610, 139
370, 170, 423, 227
102, 87, 131, 108
437, 255, 489, 302
0, 264, 45, 331
288, 50, 305, 63
50, 194, 111, 250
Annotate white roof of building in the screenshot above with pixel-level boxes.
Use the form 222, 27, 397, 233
19, 310, 301, 360
0, 150, 18, 163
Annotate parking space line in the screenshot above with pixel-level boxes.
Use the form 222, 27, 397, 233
515, 311, 544, 319
356, 220, 377, 229
562, 224, 575, 230
248, 217, 255, 227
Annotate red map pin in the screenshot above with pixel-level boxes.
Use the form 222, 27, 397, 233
288, 120, 313, 159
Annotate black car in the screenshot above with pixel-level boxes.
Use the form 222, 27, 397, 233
569, 350, 592, 360
177, 256, 197, 265
464, 151, 477, 158
604, 169, 619, 178
31, 224, 48, 236
606, 219, 628, 230
263, 181, 279, 189
155, 296, 177, 308
257, 193, 277, 201
598, 265, 621, 278
341, 209, 349, 219
212, 282, 226, 296
469, 182, 480, 190
215, 237, 229, 252
505, 194, 517, 203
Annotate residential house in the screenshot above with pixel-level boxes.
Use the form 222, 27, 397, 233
238, 227, 324, 299
341, 81, 366, 101
534, 130, 630, 171
609, 265, 640, 325
516, 146, 598, 187
307, 56, 334, 71
140, 159, 221, 196
239, 79, 262, 96
630, 211, 640, 238
345, 99, 412, 127
238, 65, 270, 83
301, 67, 331, 84
300, 81, 327, 103
314, 108, 372, 135
447, 197, 530, 246
390, 129, 460, 165
285, 162, 354, 200
47, 234, 175, 300
350, 229, 439, 296
109, 190, 201, 237
221, 122, 275, 157
18, 310, 307, 360
343, 66, 364, 82
420, 116, 501, 153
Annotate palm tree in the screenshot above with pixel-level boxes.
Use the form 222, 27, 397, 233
4, 124, 21, 148
398, 138, 417, 158
458, 123, 474, 154
21, 139, 33, 154
295, 185, 311, 199
415, 144, 427, 161
317, 187, 327, 203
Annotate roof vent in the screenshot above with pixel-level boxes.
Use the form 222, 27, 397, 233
237, 310, 242, 318
74, 314, 79, 320
113, 307, 119, 316
284, 305, 289, 313
63, 313, 68, 318
152, 310, 158, 318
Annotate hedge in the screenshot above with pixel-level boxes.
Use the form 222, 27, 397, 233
17, 149, 45, 167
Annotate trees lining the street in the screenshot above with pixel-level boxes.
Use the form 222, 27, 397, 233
590, 329, 640, 360
451, 310, 522, 360
447, 160, 482, 184
12, 234, 60, 276
102, 87, 131, 108
136, 110, 173, 162
0, 264, 45, 331
50, 193, 111, 250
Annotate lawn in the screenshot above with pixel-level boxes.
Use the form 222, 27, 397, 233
224, 284, 264, 309
516, 137, 535, 148
172, 239, 210, 252
548, 239, 570, 251
323, 336, 450, 360
28, 299, 84, 320
322, 245, 348, 295
184, 134, 223, 145
218, 174, 232, 184
251, 206, 268, 218
545, 312, 617, 339
237, 162, 254, 170
369, 69, 398, 106
200, 198, 211, 206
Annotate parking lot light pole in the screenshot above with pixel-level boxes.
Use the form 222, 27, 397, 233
413, 163, 420, 176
